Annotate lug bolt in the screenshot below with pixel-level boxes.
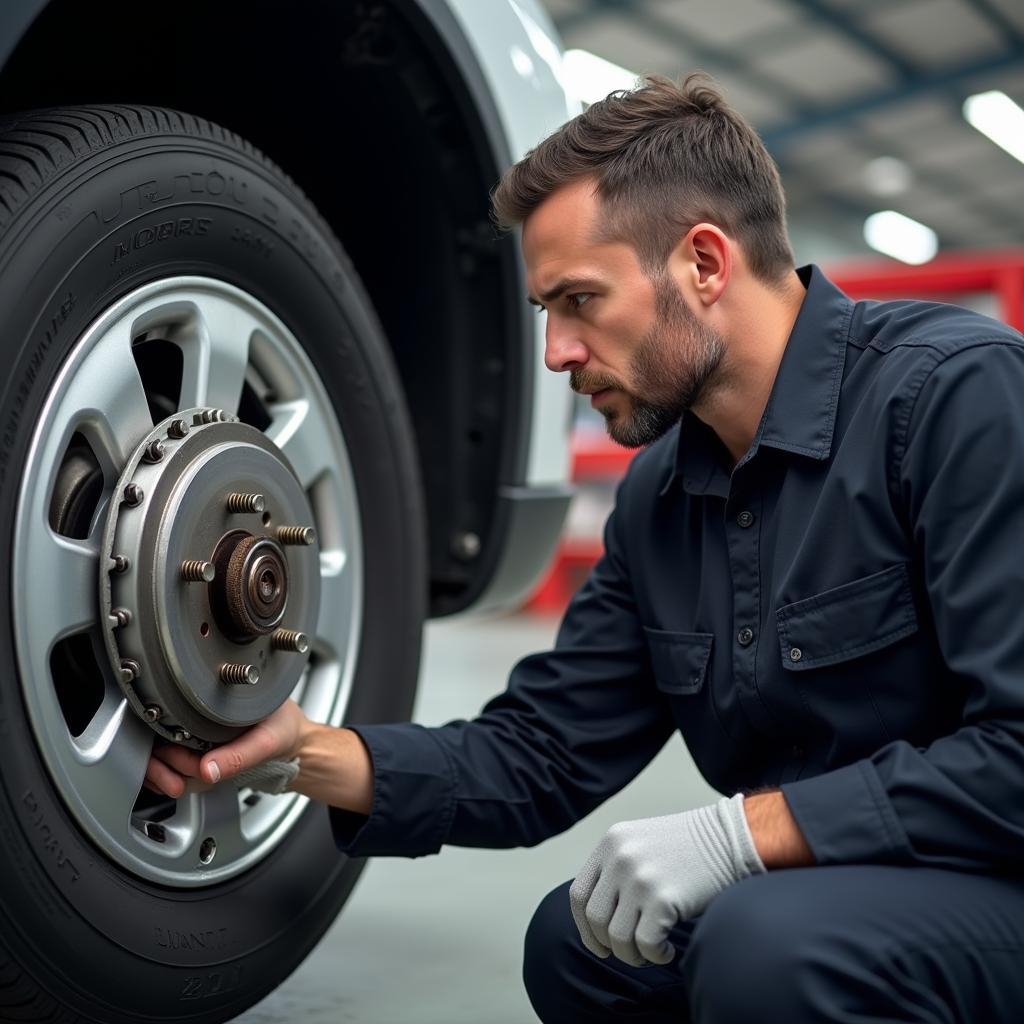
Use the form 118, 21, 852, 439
143, 439, 165, 463
168, 419, 190, 439
143, 705, 162, 723
452, 531, 481, 561
120, 658, 141, 684
226, 493, 265, 514
276, 526, 316, 546
109, 607, 132, 628
271, 629, 310, 654
180, 559, 216, 583
220, 663, 260, 685
123, 483, 144, 506
112, 555, 131, 574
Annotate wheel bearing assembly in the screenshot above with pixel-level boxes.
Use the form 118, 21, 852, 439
99, 407, 320, 749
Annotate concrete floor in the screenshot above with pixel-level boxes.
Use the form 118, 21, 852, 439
236, 611, 720, 1024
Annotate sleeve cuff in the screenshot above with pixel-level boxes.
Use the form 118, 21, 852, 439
328, 722, 458, 858
781, 759, 914, 865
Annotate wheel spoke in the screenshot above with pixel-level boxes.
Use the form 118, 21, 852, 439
66, 698, 154, 839
316, 551, 354, 656
156, 785, 246, 867
178, 294, 255, 413
53, 319, 153, 480
33, 530, 99, 649
266, 399, 336, 488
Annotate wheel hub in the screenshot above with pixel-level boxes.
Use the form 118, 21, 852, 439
100, 406, 320, 749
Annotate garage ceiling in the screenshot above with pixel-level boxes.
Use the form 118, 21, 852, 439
544, 0, 1024, 257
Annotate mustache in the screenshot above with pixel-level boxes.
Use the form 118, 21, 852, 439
570, 369, 624, 395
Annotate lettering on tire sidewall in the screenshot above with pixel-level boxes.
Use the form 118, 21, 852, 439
180, 965, 244, 1002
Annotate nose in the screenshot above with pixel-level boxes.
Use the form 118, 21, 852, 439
543, 316, 588, 373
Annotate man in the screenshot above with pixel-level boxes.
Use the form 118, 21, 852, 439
148, 74, 1024, 1022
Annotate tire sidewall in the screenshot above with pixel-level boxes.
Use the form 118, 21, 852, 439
0, 125, 424, 1021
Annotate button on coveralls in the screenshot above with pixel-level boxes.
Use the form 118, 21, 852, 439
331, 266, 1024, 1021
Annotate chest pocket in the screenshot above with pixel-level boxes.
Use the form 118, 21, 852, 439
775, 562, 918, 671
643, 627, 713, 694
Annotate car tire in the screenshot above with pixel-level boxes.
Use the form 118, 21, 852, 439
0, 104, 425, 1022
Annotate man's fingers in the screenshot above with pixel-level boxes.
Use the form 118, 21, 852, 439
569, 859, 610, 959
153, 743, 203, 777
606, 901, 647, 967
583, 874, 618, 955
144, 757, 186, 798
201, 723, 280, 784
635, 905, 677, 966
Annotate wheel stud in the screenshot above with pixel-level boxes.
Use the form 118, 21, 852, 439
172, 729, 191, 743
180, 559, 216, 583
167, 418, 190, 439
112, 555, 131, 574
226, 492, 265, 514
271, 629, 310, 654
276, 526, 316, 546
109, 607, 132, 628
123, 483, 144, 506
143, 705, 162, 723
143, 439, 165, 463
120, 658, 140, 684
220, 663, 260, 685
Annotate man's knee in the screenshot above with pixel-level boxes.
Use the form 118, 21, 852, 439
683, 870, 849, 1024
522, 880, 577, 1020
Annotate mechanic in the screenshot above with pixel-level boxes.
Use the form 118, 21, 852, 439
147, 73, 1024, 1023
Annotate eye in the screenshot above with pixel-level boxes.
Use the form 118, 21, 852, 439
567, 293, 593, 310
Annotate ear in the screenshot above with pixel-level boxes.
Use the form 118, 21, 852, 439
671, 223, 731, 307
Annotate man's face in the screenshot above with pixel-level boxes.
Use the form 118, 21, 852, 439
522, 178, 725, 448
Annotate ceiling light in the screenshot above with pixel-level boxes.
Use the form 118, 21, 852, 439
963, 90, 1024, 164
862, 156, 913, 197
863, 210, 938, 265
562, 49, 639, 106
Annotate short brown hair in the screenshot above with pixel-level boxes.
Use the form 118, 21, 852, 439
491, 72, 793, 284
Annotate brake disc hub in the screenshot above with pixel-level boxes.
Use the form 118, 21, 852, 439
100, 407, 320, 749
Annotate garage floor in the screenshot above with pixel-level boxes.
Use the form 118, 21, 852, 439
235, 611, 719, 1024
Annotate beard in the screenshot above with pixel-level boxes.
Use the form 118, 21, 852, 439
571, 275, 726, 448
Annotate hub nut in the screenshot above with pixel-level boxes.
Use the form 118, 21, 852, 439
143, 439, 165, 463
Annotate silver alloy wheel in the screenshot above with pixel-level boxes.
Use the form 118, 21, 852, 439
12, 277, 363, 886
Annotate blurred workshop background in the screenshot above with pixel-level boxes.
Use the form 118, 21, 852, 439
240, 1, 1024, 1020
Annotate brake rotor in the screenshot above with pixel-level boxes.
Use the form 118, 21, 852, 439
99, 407, 320, 749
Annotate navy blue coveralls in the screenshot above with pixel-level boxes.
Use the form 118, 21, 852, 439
331, 265, 1024, 1022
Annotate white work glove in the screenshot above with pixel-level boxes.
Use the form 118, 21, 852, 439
234, 757, 301, 795
569, 794, 765, 967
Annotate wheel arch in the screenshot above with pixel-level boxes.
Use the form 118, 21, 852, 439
0, 0, 536, 616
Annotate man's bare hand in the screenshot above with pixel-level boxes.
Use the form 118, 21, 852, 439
144, 699, 313, 797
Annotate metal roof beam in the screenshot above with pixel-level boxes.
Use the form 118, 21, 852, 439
762, 47, 1024, 147
962, 0, 1024, 49
553, 0, 815, 113
784, 0, 918, 80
